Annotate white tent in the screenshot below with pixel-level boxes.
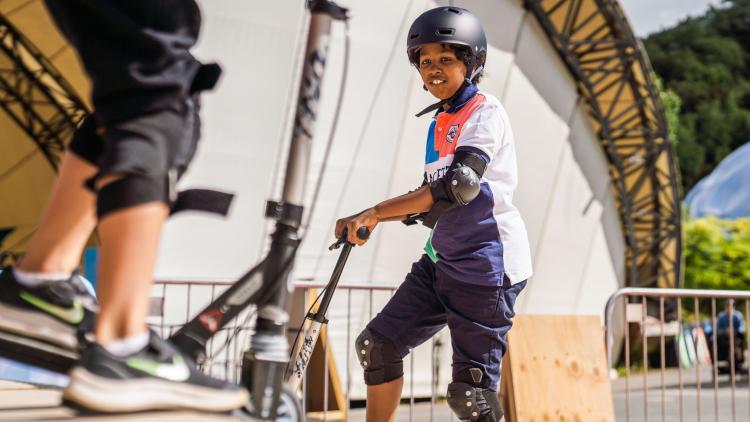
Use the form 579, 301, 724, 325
151, 0, 626, 399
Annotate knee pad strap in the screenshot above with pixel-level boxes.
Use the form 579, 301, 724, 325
96, 174, 168, 218
355, 328, 403, 385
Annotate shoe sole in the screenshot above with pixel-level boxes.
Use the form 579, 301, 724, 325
63, 367, 249, 413
0, 302, 77, 350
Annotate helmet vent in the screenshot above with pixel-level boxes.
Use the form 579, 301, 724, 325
447, 7, 461, 14
437, 28, 455, 36
409, 33, 420, 40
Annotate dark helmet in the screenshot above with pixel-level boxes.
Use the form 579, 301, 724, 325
406, 7, 487, 76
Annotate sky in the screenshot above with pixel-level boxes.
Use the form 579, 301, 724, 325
618, 0, 724, 36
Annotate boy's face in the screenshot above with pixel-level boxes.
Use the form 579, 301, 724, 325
418, 43, 467, 100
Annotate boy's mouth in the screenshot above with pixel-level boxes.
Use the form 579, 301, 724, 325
429, 79, 447, 86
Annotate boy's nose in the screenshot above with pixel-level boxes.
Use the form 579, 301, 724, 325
427, 67, 442, 77
422, 62, 441, 72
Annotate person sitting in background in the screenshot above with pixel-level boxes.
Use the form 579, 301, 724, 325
712, 299, 746, 375
717, 298, 745, 335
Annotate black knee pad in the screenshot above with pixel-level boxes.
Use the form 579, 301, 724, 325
447, 368, 502, 422
96, 173, 170, 218
355, 328, 403, 385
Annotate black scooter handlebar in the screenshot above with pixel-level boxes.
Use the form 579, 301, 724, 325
329, 226, 370, 250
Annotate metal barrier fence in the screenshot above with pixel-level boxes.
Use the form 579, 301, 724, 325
605, 287, 750, 422
150, 280, 453, 421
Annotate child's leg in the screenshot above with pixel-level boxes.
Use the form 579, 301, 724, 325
0, 121, 101, 350
18, 151, 97, 273
439, 275, 526, 422
356, 255, 447, 422
366, 378, 404, 422
93, 179, 168, 343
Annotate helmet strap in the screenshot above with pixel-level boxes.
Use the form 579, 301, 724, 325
415, 79, 471, 117
467, 64, 484, 84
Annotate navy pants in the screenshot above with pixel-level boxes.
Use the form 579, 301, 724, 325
369, 255, 526, 390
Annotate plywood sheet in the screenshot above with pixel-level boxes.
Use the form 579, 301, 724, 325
502, 315, 614, 422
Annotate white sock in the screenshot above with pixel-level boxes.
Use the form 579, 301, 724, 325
103, 331, 150, 357
13, 268, 71, 287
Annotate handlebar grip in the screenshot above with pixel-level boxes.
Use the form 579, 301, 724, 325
356, 227, 370, 240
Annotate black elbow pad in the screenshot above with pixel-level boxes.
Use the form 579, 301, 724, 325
448, 165, 481, 205
422, 151, 487, 228
428, 151, 486, 206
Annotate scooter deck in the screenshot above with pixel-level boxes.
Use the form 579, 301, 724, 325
0, 330, 77, 374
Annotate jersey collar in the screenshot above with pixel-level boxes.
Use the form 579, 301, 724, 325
444, 83, 478, 114
415, 83, 480, 118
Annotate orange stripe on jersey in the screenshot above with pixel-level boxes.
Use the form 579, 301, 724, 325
432, 93, 487, 159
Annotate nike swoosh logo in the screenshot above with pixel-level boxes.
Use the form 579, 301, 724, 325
19, 292, 84, 324
127, 354, 191, 382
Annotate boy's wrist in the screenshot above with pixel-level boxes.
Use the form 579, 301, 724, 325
371, 205, 382, 222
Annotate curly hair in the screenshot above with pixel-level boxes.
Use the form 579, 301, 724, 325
449, 45, 485, 84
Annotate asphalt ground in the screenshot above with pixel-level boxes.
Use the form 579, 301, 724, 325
1, 366, 746, 421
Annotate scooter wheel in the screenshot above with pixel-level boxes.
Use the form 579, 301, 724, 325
234, 383, 303, 422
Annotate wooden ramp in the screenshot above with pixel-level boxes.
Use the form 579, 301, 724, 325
500, 315, 615, 422
0, 380, 239, 422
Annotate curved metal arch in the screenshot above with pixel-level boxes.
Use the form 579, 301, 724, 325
525, 0, 682, 289
0, 13, 88, 170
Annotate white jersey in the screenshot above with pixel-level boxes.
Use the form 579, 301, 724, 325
423, 85, 532, 285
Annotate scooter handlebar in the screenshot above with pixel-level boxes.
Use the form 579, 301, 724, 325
329, 227, 370, 250
356, 226, 370, 240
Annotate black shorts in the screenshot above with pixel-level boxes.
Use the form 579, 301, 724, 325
69, 101, 200, 192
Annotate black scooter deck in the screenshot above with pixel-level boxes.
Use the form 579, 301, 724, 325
0, 330, 77, 374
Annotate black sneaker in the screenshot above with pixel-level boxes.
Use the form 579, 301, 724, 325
0, 267, 97, 350
63, 331, 249, 413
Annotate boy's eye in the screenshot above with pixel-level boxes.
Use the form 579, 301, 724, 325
420, 57, 453, 68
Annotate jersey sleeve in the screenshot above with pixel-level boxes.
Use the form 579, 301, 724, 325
455, 102, 505, 162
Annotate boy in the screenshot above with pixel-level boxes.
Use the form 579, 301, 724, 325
335, 7, 532, 422
0, 0, 246, 413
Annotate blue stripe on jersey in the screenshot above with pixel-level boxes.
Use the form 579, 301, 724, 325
425, 119, 439, 164
431, 182, 505, 285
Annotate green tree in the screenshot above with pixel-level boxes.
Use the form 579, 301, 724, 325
655, 77, 681, 146
684, 217, 750, 292
644, 0, 750, 194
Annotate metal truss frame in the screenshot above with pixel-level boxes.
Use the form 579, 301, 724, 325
0, 13, 87, 170
526, 0, 682, 288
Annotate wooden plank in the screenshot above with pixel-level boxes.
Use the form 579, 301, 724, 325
500, 352, 518, 422
305, 409, 346, 421
502, 315, 614, 422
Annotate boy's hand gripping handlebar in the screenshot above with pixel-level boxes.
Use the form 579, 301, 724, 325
329, 227, 370, 250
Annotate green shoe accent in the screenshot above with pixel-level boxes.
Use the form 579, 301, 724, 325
424, 230, 439, 263
126, 353, 190, 382
19, 291, 84, 324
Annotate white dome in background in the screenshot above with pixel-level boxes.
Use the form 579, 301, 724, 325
686, 141, 750, 220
